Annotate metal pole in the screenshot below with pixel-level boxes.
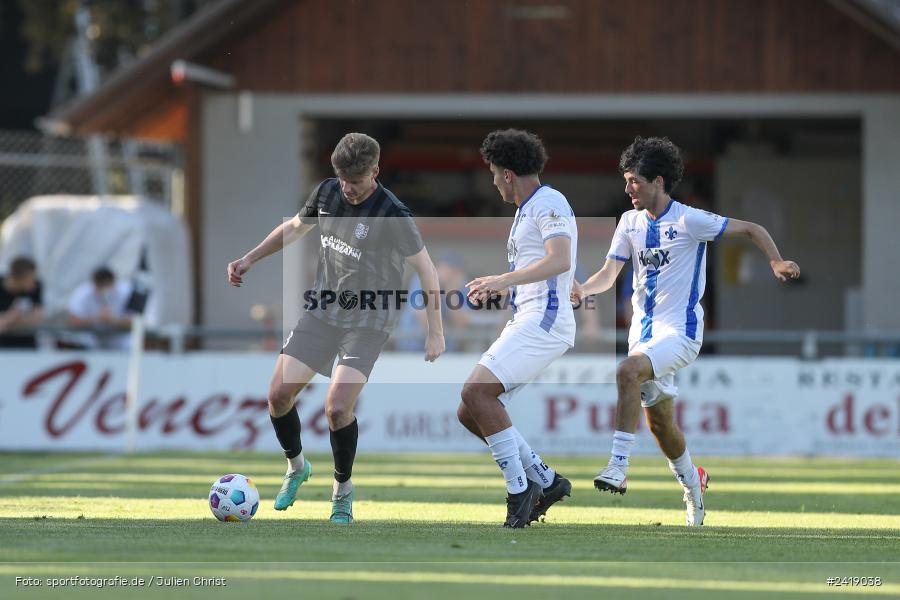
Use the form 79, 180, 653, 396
73, 2, 109, 196
125, 315, 146, 454
801, 330, 819, 360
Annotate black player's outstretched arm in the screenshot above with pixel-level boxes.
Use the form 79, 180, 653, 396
720, 218, 800, 282
227, 214, 316, 287
405, 246, 445, 362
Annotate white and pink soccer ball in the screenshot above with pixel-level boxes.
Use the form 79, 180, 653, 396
208, 474, 260, 522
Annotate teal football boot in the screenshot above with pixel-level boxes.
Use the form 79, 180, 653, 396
330, 489, 354, 524
273, 460, 312, 511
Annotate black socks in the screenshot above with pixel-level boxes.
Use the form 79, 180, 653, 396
273, 409, 358, 481
270, 406, 302, 459
330, 419, 359, 483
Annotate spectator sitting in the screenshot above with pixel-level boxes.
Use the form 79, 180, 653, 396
0, 256, 44, 349
64, 267, 134, 350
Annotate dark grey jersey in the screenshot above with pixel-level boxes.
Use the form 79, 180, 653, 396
298, 178, 424, 332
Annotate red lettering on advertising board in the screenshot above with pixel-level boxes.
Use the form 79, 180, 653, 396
827, 394, 855, 434
20, 360, 272, 448
588, 403, 617, 432
96, 393, 127, 434
191, 394, 230, 435
700, 405, 729, 433
863, 404, 890, 436
140, 397, 188, 433
546, 396, 577, 431
826, 393, 899, 436
543, 395, 730, 434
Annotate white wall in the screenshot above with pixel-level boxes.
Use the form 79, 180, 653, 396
862, 101, 900, 331
715, 157, 861, 332
202, 93, 304, 331
1, 351, 898, 457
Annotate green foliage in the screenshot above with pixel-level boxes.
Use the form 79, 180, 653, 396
13, 0, 217, 74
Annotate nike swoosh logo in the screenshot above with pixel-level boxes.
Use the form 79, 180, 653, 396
342, 355, 359, 360
320, 211, 330, 215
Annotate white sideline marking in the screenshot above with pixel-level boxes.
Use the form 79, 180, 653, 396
0, 455, 119, 485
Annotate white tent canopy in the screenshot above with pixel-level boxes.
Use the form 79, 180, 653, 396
0, 195, 192, 326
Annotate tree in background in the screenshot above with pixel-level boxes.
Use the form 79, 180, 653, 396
12, 0, 215, 75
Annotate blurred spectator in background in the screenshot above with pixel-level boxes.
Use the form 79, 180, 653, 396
396, 251, 474, 352
64, 266, 134, 350
574, 264, 603, 352
0, 256, 44, 349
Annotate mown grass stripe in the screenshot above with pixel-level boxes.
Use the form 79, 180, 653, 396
7, 473, 900, 496
223, 569, 900, 595
3, 497, 900, 530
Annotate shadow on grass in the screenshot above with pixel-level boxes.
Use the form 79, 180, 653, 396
3, 560, 899, 600
2, 518, 898, 564
2, 482, 896, 516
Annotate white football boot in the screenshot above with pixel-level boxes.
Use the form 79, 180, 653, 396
683, 466, 710, 526
594, 464, 628, 494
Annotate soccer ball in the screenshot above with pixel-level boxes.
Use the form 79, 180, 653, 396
208, 474, 260, 522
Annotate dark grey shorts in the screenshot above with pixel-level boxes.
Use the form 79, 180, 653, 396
280, 313, 389, 378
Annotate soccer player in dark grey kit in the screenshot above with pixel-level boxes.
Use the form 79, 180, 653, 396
227, 133, 444, 523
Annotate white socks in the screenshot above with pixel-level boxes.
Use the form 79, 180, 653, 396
514, 429, 555, 489
607, 429, 700, 490
486, 427, 528, 494
609, 430, 636, 468
288, 452, 306, 473
333, 478, 352, 498
668, 449, 700, 489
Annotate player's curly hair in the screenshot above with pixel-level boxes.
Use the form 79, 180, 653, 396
619, 136, 684, 194
480, 129, 548, 176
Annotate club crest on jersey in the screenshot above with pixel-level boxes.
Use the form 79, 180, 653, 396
507, 239, 518, 262
354, 223, 370, 239
638, 248, 671, 269
506, 238, 519, 262
664, 226, 678, 240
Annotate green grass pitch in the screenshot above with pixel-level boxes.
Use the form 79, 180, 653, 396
1, 451, 898, 599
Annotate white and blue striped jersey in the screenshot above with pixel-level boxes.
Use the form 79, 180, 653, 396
506, 185, 578, 346
607, 199, 728, 345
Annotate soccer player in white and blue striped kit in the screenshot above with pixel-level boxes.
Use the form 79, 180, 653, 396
459, 129, 577, 528
575, 136, 800, 526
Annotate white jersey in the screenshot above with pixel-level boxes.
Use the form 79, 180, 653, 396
506, 185, 578, 346
607, 199, 728, 345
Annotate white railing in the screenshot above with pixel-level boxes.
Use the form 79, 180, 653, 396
3, 326, 900, 359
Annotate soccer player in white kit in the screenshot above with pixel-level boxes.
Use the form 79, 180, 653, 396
574, 136, 800, 526
459, 129, 577, 528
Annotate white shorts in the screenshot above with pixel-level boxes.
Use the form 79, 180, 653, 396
479, 318, 571, 404
629, 334, 701, 408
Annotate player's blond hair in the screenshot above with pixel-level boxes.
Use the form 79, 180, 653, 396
331, 133, 380, 179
